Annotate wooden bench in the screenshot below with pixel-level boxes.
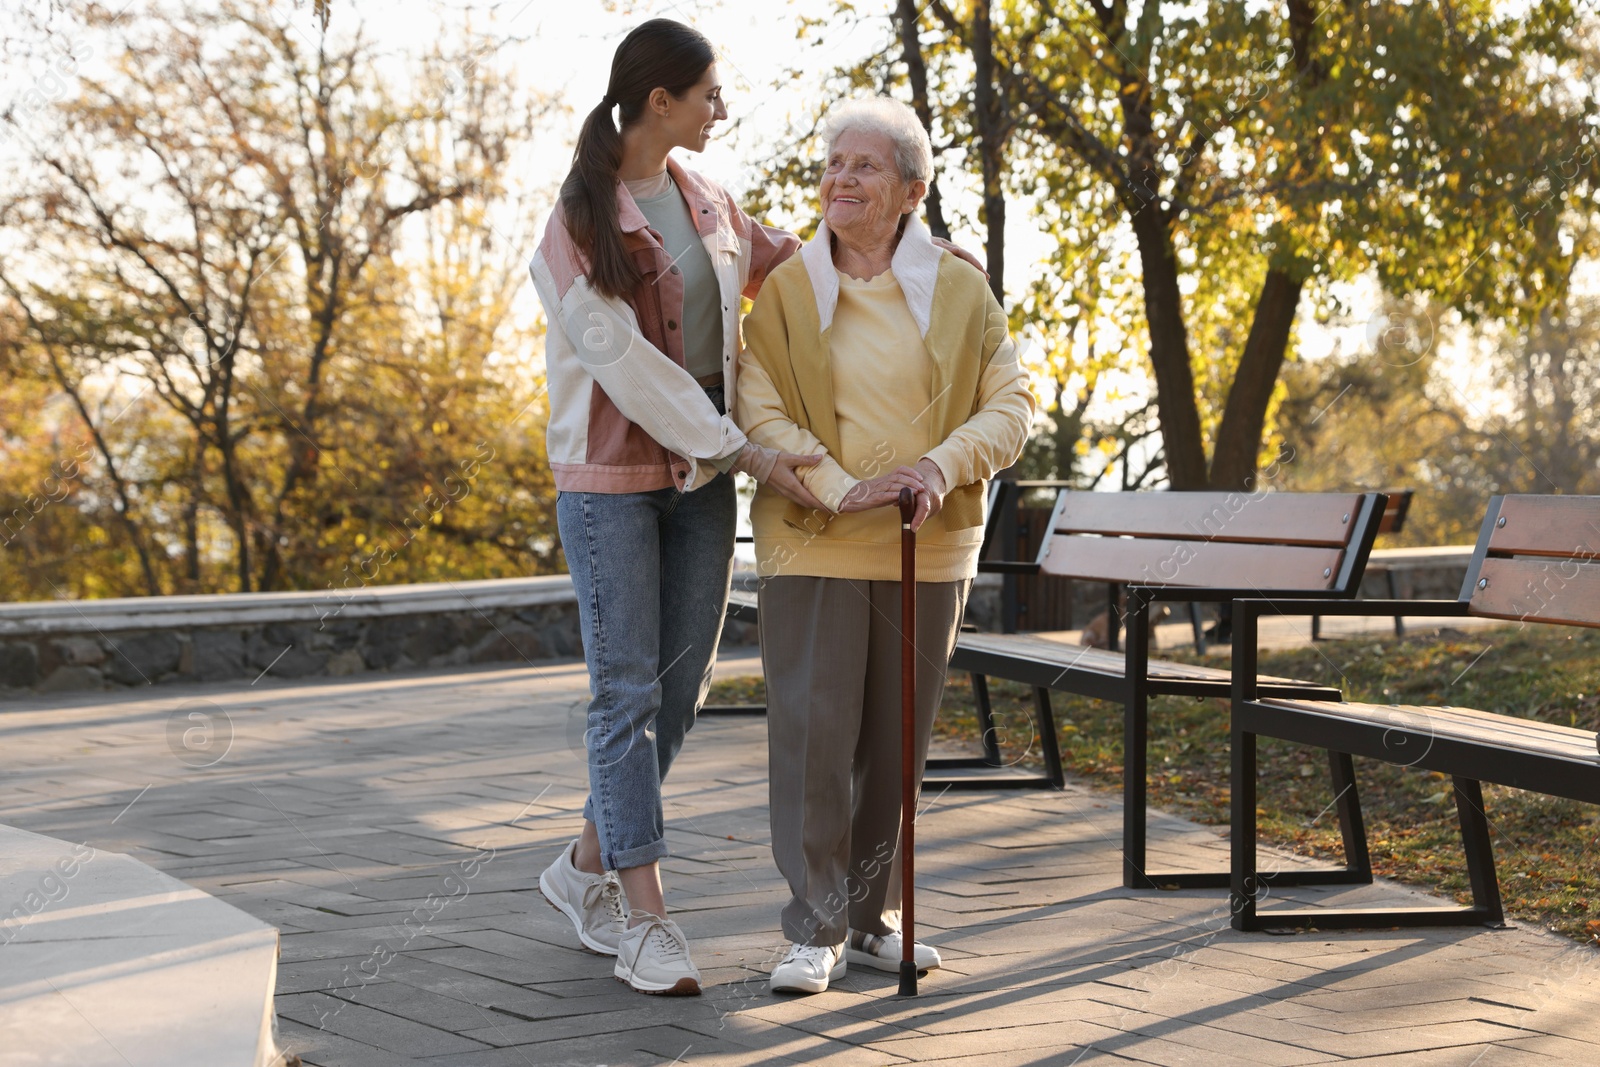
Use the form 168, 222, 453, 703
952, 489, 1390, 890
1312, 488, 1414, 640
1229, 494, 1600, 930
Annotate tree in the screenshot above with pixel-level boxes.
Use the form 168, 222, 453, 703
0, 1, 557, 599
789, 0, 1599, 490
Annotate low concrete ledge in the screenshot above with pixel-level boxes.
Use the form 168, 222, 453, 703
0, 825, 287, 1067
0, 576, 586, 695
0, 575, 578, 636
0, 573, 772, 695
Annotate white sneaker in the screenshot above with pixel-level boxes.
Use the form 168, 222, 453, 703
613, 910, 702, 995
770, 941, 846, 994
538, 840, 625, 955
846, 928, 941, 973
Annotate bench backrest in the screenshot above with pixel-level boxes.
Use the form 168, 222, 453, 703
1464, 495, 1600, 628
1379, 489, 1414, 535
1034, 490, 1388, 595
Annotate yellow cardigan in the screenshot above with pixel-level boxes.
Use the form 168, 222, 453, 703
735, 217, 1036, 582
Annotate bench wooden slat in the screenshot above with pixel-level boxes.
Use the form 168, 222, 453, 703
955, 632, 1321, 688
1470, 558, 1600, 628
1050, 491, 1366, 547
1254, 699, 1600, 762
1487, 495, 1600, 559
1039, 536, 1345, 590
1264, 698, 1593, 747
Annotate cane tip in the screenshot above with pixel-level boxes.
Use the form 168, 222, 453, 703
897, 959, 919, 997
898, 487, 915, 524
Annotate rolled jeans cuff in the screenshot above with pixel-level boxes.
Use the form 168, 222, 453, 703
604, 837, 669, 873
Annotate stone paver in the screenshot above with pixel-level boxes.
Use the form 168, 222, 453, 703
2, 648, 1598, 1066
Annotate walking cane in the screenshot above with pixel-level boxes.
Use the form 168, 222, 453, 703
897, 487, 919, 997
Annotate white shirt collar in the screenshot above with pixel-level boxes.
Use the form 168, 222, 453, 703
799, 214, 942, 336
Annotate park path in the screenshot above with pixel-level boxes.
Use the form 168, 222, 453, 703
1, 645, 1596, 1066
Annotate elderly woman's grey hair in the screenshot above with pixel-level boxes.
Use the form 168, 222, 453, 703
819, 97, 933, 186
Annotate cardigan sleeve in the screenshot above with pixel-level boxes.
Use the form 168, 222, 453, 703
921, 296, 1036, 490
735, 287, 859, 510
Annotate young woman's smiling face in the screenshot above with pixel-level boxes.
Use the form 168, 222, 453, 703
661, 63, 727, 153
820, 129, 917, 242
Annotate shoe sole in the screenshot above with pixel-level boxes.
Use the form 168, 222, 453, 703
770, 959, 846, 994
537, 873, 619, 957
844, 946, 940, 974
613, 971, 701, 995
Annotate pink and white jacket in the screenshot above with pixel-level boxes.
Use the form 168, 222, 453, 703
529, 158, 800, 494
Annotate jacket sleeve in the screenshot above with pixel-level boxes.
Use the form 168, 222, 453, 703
735, 287, 858, 510
725, 189, 802, 300
921, 296, 1037, 491
530, 248, 743, 491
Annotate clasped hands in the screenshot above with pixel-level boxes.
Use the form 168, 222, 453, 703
839, 458, 946, 531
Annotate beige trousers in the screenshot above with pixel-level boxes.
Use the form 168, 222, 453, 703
758, 575, 970, 947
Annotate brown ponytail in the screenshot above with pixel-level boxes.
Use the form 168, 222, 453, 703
559, 19, 715, 301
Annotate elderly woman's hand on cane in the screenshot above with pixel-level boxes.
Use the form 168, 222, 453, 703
838, 466, 926, 513
908, 459, 946, 532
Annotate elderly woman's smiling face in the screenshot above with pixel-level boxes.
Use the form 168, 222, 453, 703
820, 129, 922, 247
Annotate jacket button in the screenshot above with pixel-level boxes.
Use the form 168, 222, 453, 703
670, 265, 681, 275
667, 320, 678, 330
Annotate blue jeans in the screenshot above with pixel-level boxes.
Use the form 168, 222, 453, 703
557, 475, 737, 871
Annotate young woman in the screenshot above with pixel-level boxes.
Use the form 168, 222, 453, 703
527, 19, 828, 997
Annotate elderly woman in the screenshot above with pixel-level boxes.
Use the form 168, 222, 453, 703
735, 98, 1035, 994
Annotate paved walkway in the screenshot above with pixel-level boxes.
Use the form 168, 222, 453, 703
2, 648, 1598, 1066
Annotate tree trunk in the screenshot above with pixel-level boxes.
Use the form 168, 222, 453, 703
896, 0, 951, 240
1127, 204, 1208, 489
1205, 0, 1324, 492
973, 0, 1005, 301
1208, 268, 1305, 491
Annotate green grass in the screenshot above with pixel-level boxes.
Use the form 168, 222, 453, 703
707, 624, 1600, 945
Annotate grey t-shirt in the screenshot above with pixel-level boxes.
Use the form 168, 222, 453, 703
624, 171, 725, 382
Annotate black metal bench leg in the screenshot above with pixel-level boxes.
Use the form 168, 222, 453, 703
1122, 618, 1150, 889
1231, 725, 1260, 931
1453, 777, 1505, 925
1188, 602, 1206, 654
972, 672, 1002, 767
1033, 687, 1065, 789
1240, 750, 1376, 891
1387, 569, 1405, 637
1328, 750, 1374, 883
922, 675, 1062, 791
1311, 613, 1323, 641
1234, 756, 1511, 930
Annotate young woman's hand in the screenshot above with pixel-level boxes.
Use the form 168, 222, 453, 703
931, 237, 987, 277
765, 452, 829, 511
909, 458, 948, 531
838, 466, 927, 513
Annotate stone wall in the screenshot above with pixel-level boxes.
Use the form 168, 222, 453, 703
0, 577, 586, 695
0, 604, 585, 694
